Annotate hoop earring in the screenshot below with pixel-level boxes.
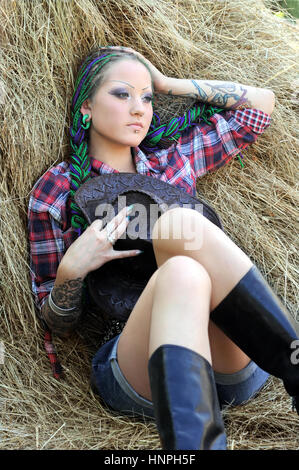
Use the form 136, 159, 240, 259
82, 114, 91, 130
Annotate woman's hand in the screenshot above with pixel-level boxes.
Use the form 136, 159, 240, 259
105, 45, 167, 93
60, 206, 141, 279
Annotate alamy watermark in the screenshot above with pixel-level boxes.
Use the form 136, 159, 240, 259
290, 339, 299, 365
95, 196, 205, 251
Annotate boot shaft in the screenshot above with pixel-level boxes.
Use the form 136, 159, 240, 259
148, 344, 227, 450
210, 265, 299, 398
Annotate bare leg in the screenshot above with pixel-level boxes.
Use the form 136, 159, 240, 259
148, 256, 212, 362
151, 208, 254, 312
117, 208, 253, 401
151, 207, 253, 373
118, 256, 212, 401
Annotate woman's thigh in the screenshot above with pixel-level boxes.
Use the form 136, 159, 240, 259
117, 269, 159, 402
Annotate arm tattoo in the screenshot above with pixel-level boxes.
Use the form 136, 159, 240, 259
41, 277, 84, 337
167, 88, 198, 99
204, 82, 253, 109
191, 80, 209, 101
51, 278, 84, 309
191, 80, 253, 109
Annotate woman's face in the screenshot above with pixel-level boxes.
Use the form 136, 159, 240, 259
81, 59, 154, 147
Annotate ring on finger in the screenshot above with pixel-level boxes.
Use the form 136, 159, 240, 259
106, 229, 116, 245
105, 223, 116, 245
107, 232, 116, 245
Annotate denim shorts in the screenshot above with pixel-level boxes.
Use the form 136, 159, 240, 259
91, 334, 270, 420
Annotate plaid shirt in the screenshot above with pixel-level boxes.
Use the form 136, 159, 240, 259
28, 107, 271, 314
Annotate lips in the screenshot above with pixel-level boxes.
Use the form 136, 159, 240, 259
128, 123, 143, 128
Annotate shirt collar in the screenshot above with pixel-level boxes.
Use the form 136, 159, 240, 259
89, 146, 160, 175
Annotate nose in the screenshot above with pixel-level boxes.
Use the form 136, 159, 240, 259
130, 97, 146, 116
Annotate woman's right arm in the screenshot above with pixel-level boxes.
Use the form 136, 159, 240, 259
39, 206, 140, 338
28, 165, 140, 338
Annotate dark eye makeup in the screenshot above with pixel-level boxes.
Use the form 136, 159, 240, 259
109, 89, 153, 102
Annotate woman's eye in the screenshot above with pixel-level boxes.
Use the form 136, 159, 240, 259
116, 92, 153, 102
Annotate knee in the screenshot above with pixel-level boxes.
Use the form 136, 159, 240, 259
151, 207, 205, 242
157, 256, 212, 292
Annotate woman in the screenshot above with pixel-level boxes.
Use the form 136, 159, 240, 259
28, 46, 299, 450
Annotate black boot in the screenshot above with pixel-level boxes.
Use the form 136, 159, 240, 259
148, 344, 227, 450
210, 264, 299, 413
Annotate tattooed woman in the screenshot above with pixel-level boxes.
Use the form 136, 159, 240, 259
28, 46, 299, 450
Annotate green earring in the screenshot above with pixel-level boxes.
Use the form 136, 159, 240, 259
82, 114, 91, 130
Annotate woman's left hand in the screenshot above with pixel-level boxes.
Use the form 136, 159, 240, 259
105, 46, 167, 93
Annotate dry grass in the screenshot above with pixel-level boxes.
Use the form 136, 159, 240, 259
0, 0, 298, 450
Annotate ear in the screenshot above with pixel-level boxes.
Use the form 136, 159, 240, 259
80, 98, 92, 116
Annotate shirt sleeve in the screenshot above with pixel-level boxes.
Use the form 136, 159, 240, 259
176, 108, 272, 178
27, 168, 70, 314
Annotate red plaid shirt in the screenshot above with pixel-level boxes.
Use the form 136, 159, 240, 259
28, 108, 271, 314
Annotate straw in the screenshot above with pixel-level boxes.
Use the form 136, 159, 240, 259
0, 0, 298, 450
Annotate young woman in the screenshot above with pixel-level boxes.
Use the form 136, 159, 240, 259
28, 46, 299, 450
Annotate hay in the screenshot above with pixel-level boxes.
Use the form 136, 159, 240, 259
1, 0, 298, 450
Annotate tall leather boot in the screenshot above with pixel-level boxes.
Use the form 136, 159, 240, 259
148, 344, 227, 450
210, 264, 299, 413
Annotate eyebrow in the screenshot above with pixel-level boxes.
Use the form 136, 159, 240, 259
109, 80, 152, 91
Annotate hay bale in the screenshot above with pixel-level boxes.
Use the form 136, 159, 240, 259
0, 0, 298, 450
